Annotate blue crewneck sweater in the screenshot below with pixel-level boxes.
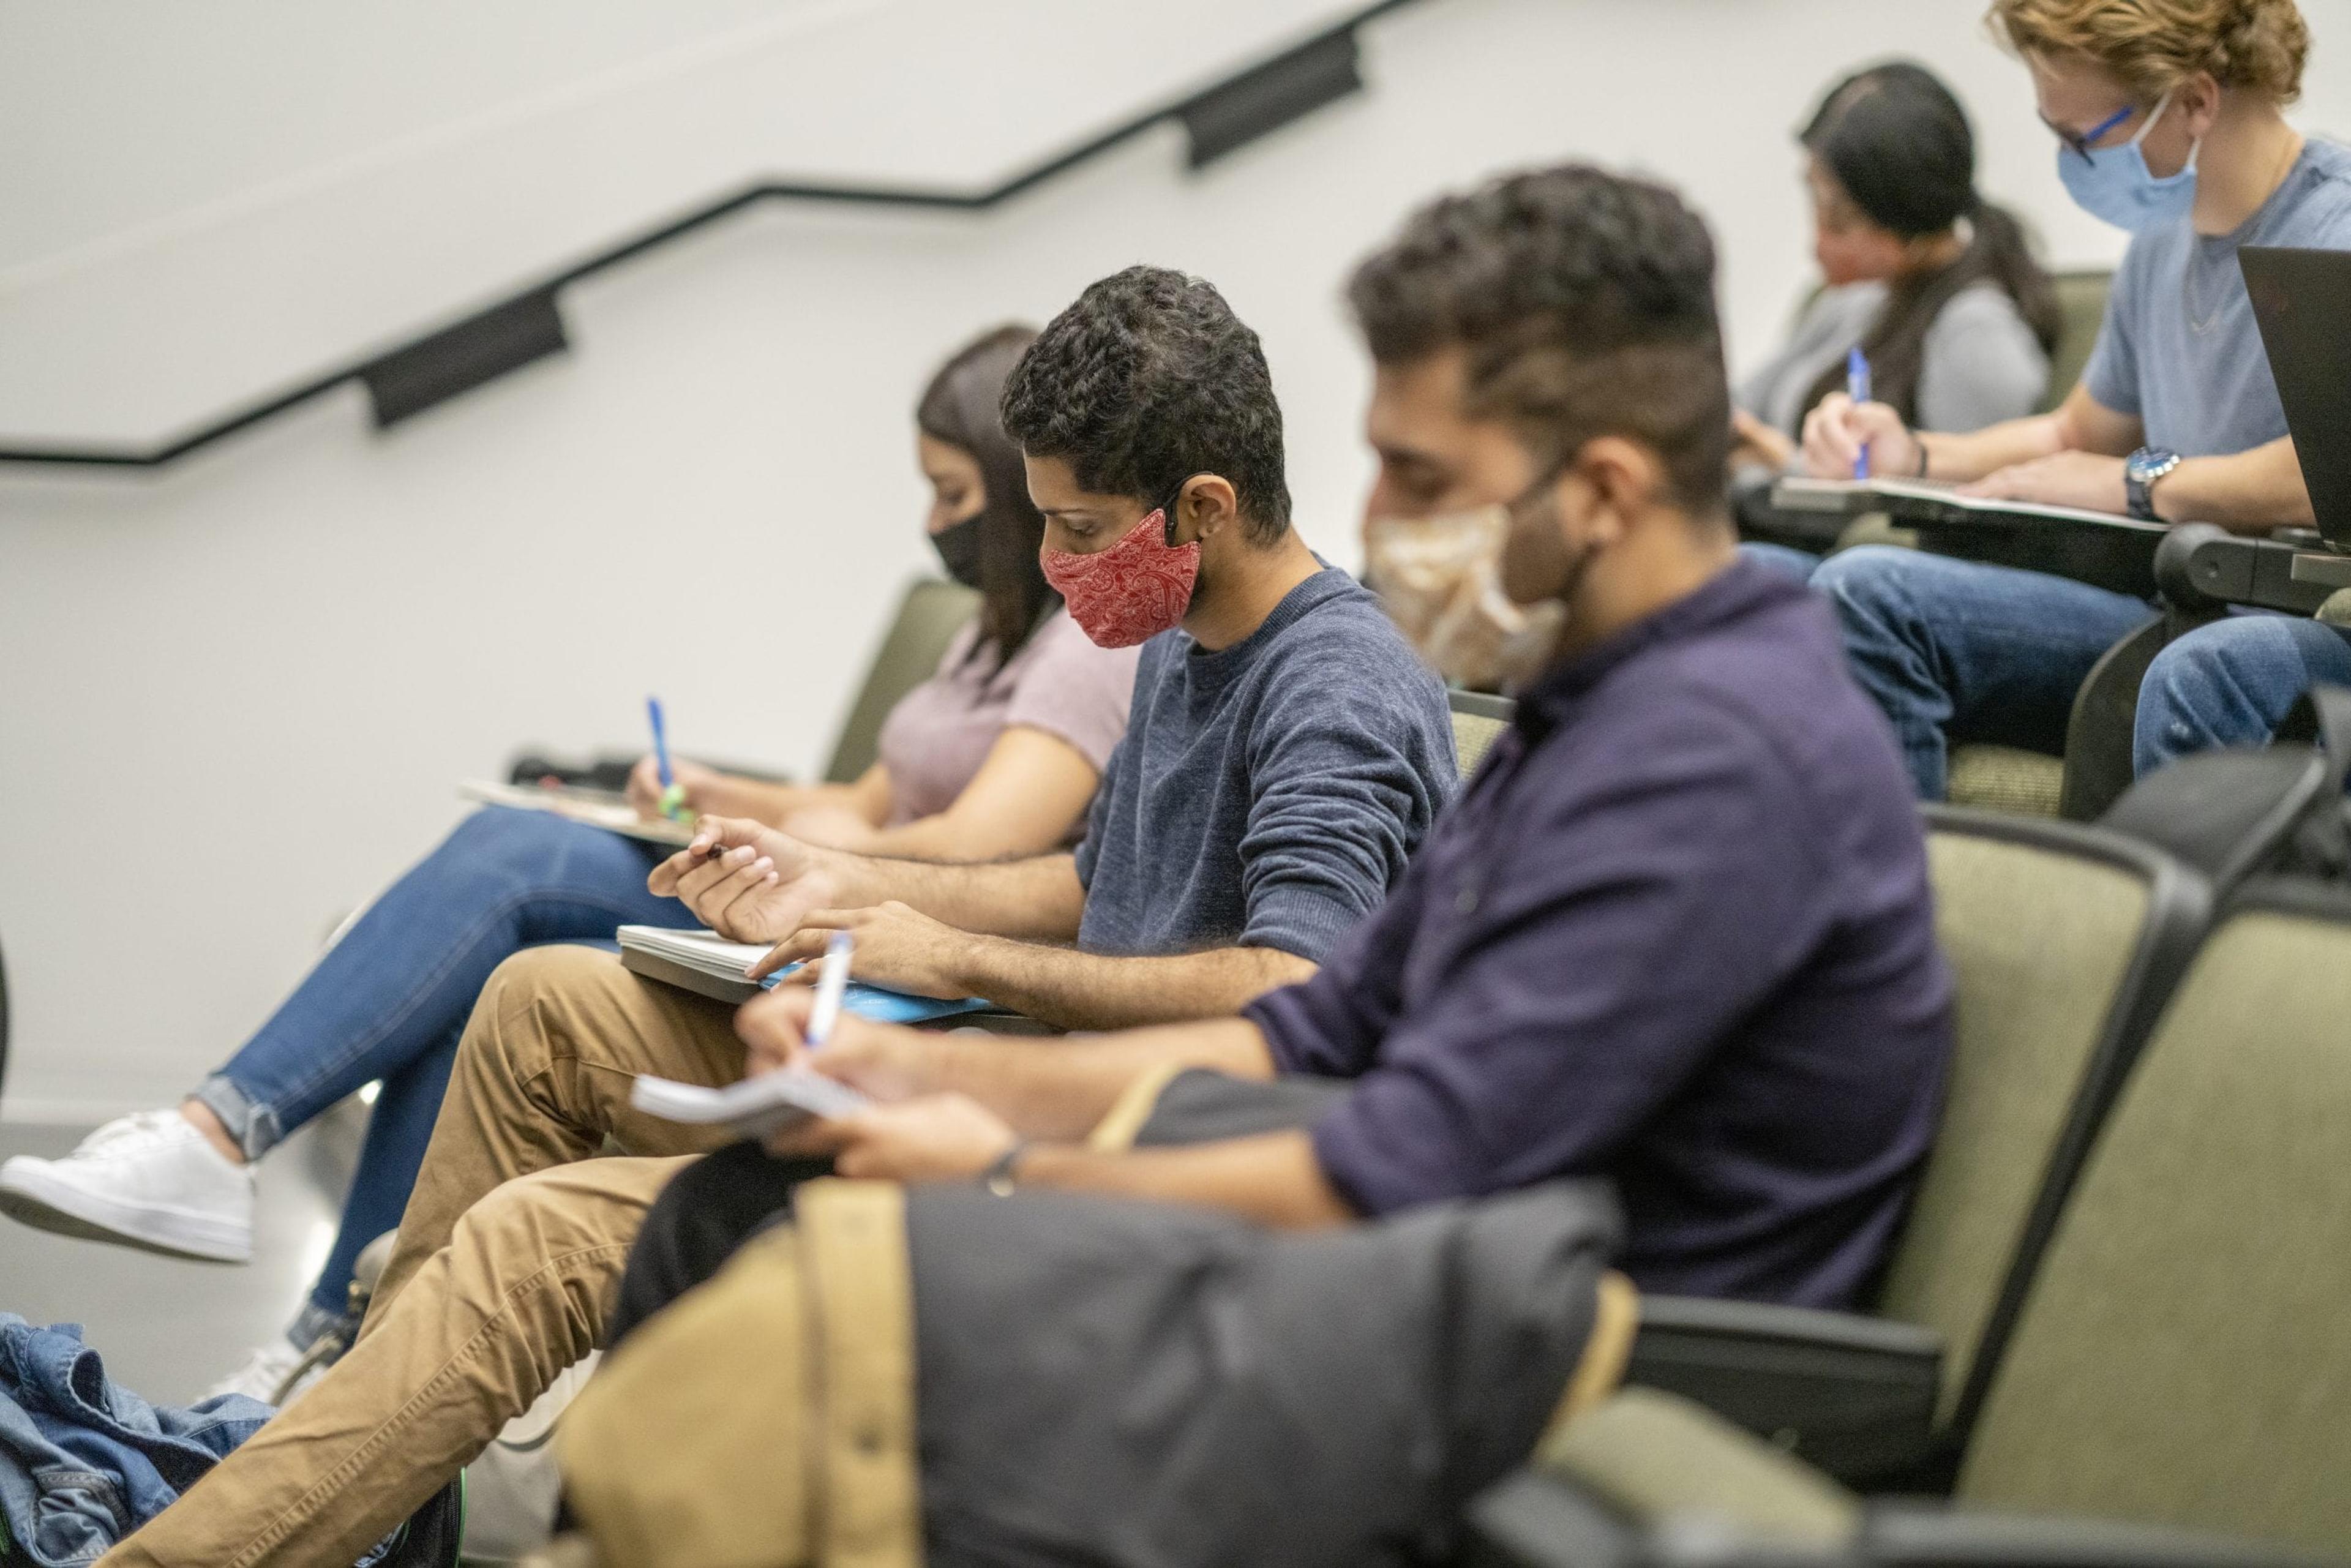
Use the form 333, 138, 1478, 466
1074, 566, 1457, 960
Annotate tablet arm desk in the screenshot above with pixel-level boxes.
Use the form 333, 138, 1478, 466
2154, 522, 2349, 615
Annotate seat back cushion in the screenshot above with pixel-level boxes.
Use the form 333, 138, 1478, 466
2039, 270, 2112, 415
822, 578, 982, 783
1880, 828, 2150, 1419
1946, 745, 2064, 820
1450, 709, 1507, 781
1959, 893, 2351, 1551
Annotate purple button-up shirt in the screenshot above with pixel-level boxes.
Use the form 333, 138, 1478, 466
1245, 558, 1952, 1308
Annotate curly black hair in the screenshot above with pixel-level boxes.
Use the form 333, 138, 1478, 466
1348, 164, 1731, 516
1000, 265, 1292, 545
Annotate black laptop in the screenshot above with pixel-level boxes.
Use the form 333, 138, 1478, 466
2241, 246, 2351, 553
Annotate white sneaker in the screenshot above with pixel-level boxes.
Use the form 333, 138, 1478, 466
200, 1334, 325, 1409
0, 1108, 255, 1262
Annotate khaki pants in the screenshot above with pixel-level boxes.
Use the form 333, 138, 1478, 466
102, 945, 749, 1568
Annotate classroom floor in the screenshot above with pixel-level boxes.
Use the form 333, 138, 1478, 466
0, 1098, 362, 1407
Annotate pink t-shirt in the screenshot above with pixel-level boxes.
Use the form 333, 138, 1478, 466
875, 607, 1139, 829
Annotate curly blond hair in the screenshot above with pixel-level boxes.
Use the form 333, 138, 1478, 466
1988, 0, 2309, 103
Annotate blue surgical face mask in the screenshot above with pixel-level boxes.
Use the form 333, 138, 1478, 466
2057, 89, 2201, 233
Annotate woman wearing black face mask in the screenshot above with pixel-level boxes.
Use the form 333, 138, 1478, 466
765, 323, 1141, 853
2, 324, 1140, 1409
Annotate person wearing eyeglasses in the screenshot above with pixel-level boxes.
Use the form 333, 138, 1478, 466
1798, 0, 2351, 796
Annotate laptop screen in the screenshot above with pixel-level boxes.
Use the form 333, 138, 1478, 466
2243, 246, 2351, 552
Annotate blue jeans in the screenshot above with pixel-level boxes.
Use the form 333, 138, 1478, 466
1812, 547, 2158, 800
2135, 613, 2351, 774
190, 808, 694, 1327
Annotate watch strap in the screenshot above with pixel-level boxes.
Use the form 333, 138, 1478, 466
2126, 446, 2181, 521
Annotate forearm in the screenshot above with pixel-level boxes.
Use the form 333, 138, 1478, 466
704, 776, 852, 830
850, 810, 1004, 863
951, 939, 1318, 1032
1012, 1130, 1357, 1229
907, 1017, 1275, 1140
2154, 438, 2312, 533
830, 853, 1087, 942
1919, 413, 2068, 482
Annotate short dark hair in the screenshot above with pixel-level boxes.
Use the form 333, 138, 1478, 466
1000, 265, 1292, 544
1348, 164, 1731, 516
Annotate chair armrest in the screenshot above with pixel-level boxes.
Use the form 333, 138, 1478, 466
2154, 523, 2336, 616
1627, 1295, 1944, 1487
1867, 1504, 2338, 1568
1458, 1482, 2333, 1568
1456, 1469, 1646, 1568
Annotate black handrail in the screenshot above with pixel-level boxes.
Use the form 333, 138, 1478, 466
0, 1, 1413, 470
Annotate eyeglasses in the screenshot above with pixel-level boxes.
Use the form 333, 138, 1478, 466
2043, 102, 2138, 162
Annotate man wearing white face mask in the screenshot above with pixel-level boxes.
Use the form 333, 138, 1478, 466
597, 162, 1952, 1332
1801, 0, 2351, 793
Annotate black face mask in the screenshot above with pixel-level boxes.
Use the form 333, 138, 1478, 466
929, 510, 987, 589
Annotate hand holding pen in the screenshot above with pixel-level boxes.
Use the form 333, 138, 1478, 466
1846, 347, 1873, 481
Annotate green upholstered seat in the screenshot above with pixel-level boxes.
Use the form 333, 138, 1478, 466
1447, 689, 1515, 781
1892, 811, 2213, 1437
1622, 811, 2210, 1482
1881, 813, 2188, 1426
1536, 1388, 1859, 1545
2039, 271, 2113, 416
1503, 883, 2351, 1566
1946, 745, 2065, 820
1955, 882, 2351, 1552
820, 578, 981, 784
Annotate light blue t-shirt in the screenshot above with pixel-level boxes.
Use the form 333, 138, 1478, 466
2084, 137, 2351, 457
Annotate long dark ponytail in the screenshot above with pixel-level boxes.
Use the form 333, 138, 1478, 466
916, 324, 1052, 664
1795, 61, 2061, 429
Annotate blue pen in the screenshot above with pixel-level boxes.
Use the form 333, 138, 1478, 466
1847, 347, 1873, 481
646, 696, 687, 820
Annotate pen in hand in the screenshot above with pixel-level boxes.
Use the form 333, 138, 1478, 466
647, 696, 688, 820
1847, 347, 1873, 482
804, 931, 855, 1051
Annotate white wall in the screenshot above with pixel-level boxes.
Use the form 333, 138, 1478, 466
4, 0, 2348, 1117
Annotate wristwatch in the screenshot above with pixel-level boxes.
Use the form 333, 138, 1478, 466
2125, 446, 2183, 521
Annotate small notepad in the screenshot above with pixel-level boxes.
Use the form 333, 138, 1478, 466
615, 925, 991, 1022
629, 1069, 870, 1138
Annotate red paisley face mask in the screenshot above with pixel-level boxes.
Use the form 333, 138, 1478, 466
1042, 501, 1201, 648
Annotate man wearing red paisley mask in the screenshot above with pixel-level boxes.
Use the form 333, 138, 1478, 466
651, 265, 1462, 1040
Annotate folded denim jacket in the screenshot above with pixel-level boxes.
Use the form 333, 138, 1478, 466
0, 1314, 270, 1567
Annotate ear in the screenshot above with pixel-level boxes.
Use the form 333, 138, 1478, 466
2178, 69, 2224, 136
1171, 474, 1241, 544
1561, 435, 1668, 543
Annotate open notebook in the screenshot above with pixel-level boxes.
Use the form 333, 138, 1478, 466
459, 779, 697, 847
629, 1066, 870, 1139
616, 925, 991, 1022
1771, 476, 2169, 537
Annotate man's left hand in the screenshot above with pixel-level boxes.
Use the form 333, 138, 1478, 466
750, 901, 978, 999
1959, 451, 2129, 515
786, 1093, 1019, 1181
